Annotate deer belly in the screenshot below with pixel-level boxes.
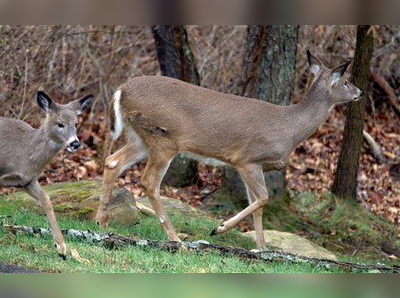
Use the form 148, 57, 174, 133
182, 151, 227, 167
0, 168, 32, 188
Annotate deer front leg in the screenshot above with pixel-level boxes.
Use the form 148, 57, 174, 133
140, 153, 180, 242
245, 184, 266, 250
211, 164, 269, 249
96, 143, 147, 227
24, 181, 67, 259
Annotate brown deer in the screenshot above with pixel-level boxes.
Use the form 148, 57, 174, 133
96, 51, 362, 249
0, 91, 93, 259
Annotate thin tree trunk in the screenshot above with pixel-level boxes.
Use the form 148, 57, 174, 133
332, 25, 374, 200
151, 25, 200, 187
222, 25, 298, 200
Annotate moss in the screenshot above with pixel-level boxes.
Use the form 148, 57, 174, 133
75, 207, 94, 217
209, 186, 398, 263
207, 191, 242, 217
46, 180, 101, 191
68, 189, 96, 201
263, 192, 301, 233
8, 181, 102, 204
54, 203, 75, 213
291, 192, 399, 262
46, 181, 101, 202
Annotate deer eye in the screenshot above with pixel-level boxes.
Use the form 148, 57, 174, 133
75, 123, 78, 128
57, 123, 65, 128
344, 81, 348, 87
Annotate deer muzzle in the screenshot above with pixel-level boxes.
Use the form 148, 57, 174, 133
353, 90, 363, 102
67, 140, 81, 152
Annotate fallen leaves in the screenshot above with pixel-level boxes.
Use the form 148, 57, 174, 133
287, 107, 400, 225
84, 160, 99, 173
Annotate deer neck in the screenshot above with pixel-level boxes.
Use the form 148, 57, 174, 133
289, 85, 333, 147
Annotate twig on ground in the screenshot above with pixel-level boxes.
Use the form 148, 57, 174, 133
363, 130, 387, 164
3, 224, 399, 273
136, 202, 157, 217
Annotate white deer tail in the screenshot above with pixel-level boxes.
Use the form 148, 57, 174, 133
110, 90, 124, 141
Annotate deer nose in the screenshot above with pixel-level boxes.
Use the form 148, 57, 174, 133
70, 140, 81, 150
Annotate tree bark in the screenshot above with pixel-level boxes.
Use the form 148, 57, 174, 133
222, 25, 298, 200
332, 26, 374, 201
151, 25, 200, 187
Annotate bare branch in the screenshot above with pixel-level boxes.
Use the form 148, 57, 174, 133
371, 70, 400, 116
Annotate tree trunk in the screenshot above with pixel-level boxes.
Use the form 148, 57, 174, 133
332, 25, 374, 201
151, 25, 200, 187
222, 25, 298, 201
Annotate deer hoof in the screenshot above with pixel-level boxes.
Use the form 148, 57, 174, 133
96, 219, 108, 228
179, 243, 189, 252
210, 228, 218, 236
210, 223, 226, 236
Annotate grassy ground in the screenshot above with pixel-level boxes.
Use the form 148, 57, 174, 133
266, 192, 399, 263
211, 189, 400, 264
0, 194, 353, 273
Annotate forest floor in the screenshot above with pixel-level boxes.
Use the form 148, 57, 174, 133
0, 193, 352, 273
0, 183, 398, 273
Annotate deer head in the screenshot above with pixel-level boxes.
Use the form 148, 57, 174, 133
37, 91, 94, 152
307, 50, 363, 105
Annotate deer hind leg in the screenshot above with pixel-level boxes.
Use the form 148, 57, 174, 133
24, 181, 67, 259
96, 143, 147, 227
140, 151, 180, 242
211, 164, 268, 247
245, 184, 266, 250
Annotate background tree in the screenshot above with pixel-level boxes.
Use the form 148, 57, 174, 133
332, 26, 374, 200
151, 25, 200, 187
221, 25, 298, 201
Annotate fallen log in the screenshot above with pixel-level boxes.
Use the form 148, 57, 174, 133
3, 224, 399, 273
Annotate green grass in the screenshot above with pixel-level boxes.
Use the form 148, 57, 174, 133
0, 194, 350, 273
212, 188, 399, 265
293, 192, 399, 262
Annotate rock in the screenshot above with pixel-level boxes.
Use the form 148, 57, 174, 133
244, 230, 338, 261
11, 180, 139, 226
137, 196, 201, 217
178, 233, 190, 241
162, 153, 197, 187
82, 187, 140, 226
9, 180, 202, 226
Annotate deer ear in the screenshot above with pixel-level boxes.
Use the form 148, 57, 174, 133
69, 94, 94, 115
331, 61, 351, 85
37, 91, 56, 114
307, 50, 325, 75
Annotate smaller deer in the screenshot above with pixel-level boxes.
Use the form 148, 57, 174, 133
96, 51, 362, 250
0, 91, 93, 259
